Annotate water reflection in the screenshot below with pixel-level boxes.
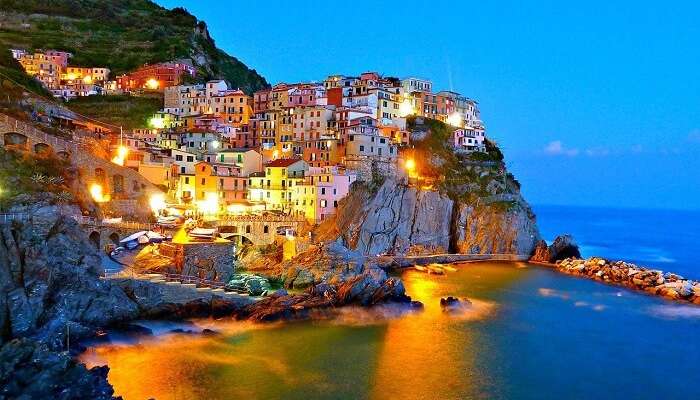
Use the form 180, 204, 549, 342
81, 262, 700, 399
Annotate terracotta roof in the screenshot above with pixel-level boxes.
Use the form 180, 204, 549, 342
265, 158, 303, 168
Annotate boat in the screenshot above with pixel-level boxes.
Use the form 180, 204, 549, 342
414, 265, 428, 272
189, 228, 217, 240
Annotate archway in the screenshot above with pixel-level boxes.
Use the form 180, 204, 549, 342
89, 231, 101, 249
3, 132, 28, 150
33, 143, 52, 154
109, 232, 120, 246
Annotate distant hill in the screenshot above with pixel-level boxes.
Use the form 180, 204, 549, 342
0, 0, 269, 93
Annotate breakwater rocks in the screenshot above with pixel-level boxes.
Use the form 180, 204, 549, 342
555, 257, 700, 304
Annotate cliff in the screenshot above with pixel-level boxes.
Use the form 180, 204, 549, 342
318, 117, 541, 257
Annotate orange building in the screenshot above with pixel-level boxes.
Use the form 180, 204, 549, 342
117, 62, 196, 92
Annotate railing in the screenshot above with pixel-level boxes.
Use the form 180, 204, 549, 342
218, 214, 305, 223
71, 215, 155, 231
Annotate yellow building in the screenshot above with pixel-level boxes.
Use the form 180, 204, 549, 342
176, 162, 219, 205
248, 158, 307, 212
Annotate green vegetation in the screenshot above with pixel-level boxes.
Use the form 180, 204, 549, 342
406, 116, 511, 202
0, 147, 73, 210
66, 94, 162, 130
0, 0, 269, 93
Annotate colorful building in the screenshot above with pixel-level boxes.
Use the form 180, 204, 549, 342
116, 62, 196, 92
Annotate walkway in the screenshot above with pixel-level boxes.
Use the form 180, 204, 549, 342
391, 253, 530, 268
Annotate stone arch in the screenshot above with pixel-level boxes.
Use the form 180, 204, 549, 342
89, 231, 101, 249
3, 132, 28, 149
33, 142, 52, 154
108, 232, 120, 246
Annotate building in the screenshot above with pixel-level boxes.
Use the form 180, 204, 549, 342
176, 161, 219, 204
452, 128, 486, 152
117, 62, 196, 92
401, 77, 433, 94
292, 166, 356, 223
248, 158, 308, 211
345, 117, 397, 160
215, 148, 263, 176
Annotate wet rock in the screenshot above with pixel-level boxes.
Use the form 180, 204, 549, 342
0, 338, 117, 400
548, 235, 581, 262
238, 270, 414, 322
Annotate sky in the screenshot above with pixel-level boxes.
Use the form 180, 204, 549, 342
158, 0, 700, 210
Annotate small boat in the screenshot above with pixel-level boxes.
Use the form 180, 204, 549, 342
442, 265, 458, 272
189, 228, 217, 240
414, 265, 428, 272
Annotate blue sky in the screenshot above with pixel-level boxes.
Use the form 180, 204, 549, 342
158, 0, 700, 210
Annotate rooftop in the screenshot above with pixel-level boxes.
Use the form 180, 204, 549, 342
265, 158, 303, 168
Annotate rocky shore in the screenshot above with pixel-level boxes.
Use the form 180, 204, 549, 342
553, 257, 700, 304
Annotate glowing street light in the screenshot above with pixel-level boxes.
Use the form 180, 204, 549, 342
446, 112, 463, 127
399, 98, 415, 117
149, 193, 166, 216
90, 184, 109, 203
196, 192, 220, 215
149, 116, 165, 129
405, 158, 416, 171
145, 78, 159, 90
111, 145, 129, 166
211, 140, 220, 149
82, 75, 93, 84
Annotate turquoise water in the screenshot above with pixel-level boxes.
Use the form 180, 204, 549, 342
82, 206, 700, 399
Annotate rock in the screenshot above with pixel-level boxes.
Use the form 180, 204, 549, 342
0, 338, 117, 400
678, 281, 694, 298
292, 269, 315, 289
238, 270, 414, 322
547, 235, 581, 262
0, 206, 139, 350
529, 240, 551, 263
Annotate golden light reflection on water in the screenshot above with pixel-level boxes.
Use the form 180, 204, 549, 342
81, 263, 530, 400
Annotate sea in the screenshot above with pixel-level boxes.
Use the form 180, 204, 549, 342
80, 205, 700, 400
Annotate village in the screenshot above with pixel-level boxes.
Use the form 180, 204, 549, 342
10, 50, 488, 227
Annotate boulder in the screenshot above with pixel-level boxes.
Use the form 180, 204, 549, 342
548, 235, 581, 263
529, 240, 550, 263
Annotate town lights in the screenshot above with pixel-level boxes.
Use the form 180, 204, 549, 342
211, 140, 220, 149
399, 98, 414, 117
405, 158, 416, 171
145, 78, 159, 90
196, 192, 219, 215
149, 193, 166, 216
149, 116, 165, 129
111, 146, 129, 166
90, 184, 109, 203
447, 112, 463, 127
83, 75, 93, 84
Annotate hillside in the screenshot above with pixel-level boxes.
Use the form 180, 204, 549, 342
0, 0, 269, 93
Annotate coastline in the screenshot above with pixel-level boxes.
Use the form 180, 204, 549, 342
533, 257, 700, 305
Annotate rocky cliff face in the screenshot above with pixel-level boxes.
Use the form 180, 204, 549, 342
0, 204, 139, 349
325, 178, 540, 257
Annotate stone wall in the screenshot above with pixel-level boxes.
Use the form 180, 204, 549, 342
180, 242, 235, 282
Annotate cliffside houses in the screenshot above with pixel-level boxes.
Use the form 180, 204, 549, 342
11, 49, 112, 99
8, 45, 490, 223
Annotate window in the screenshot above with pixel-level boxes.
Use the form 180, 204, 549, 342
264, 225, 269, 233
187, 156, 194, 162
185, 177, 190, 184
359, 145, 365, 152
201, 178, 206, 185
176, 155, 183, 161
180, 166, 185, 174
320, 200, 327, 208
